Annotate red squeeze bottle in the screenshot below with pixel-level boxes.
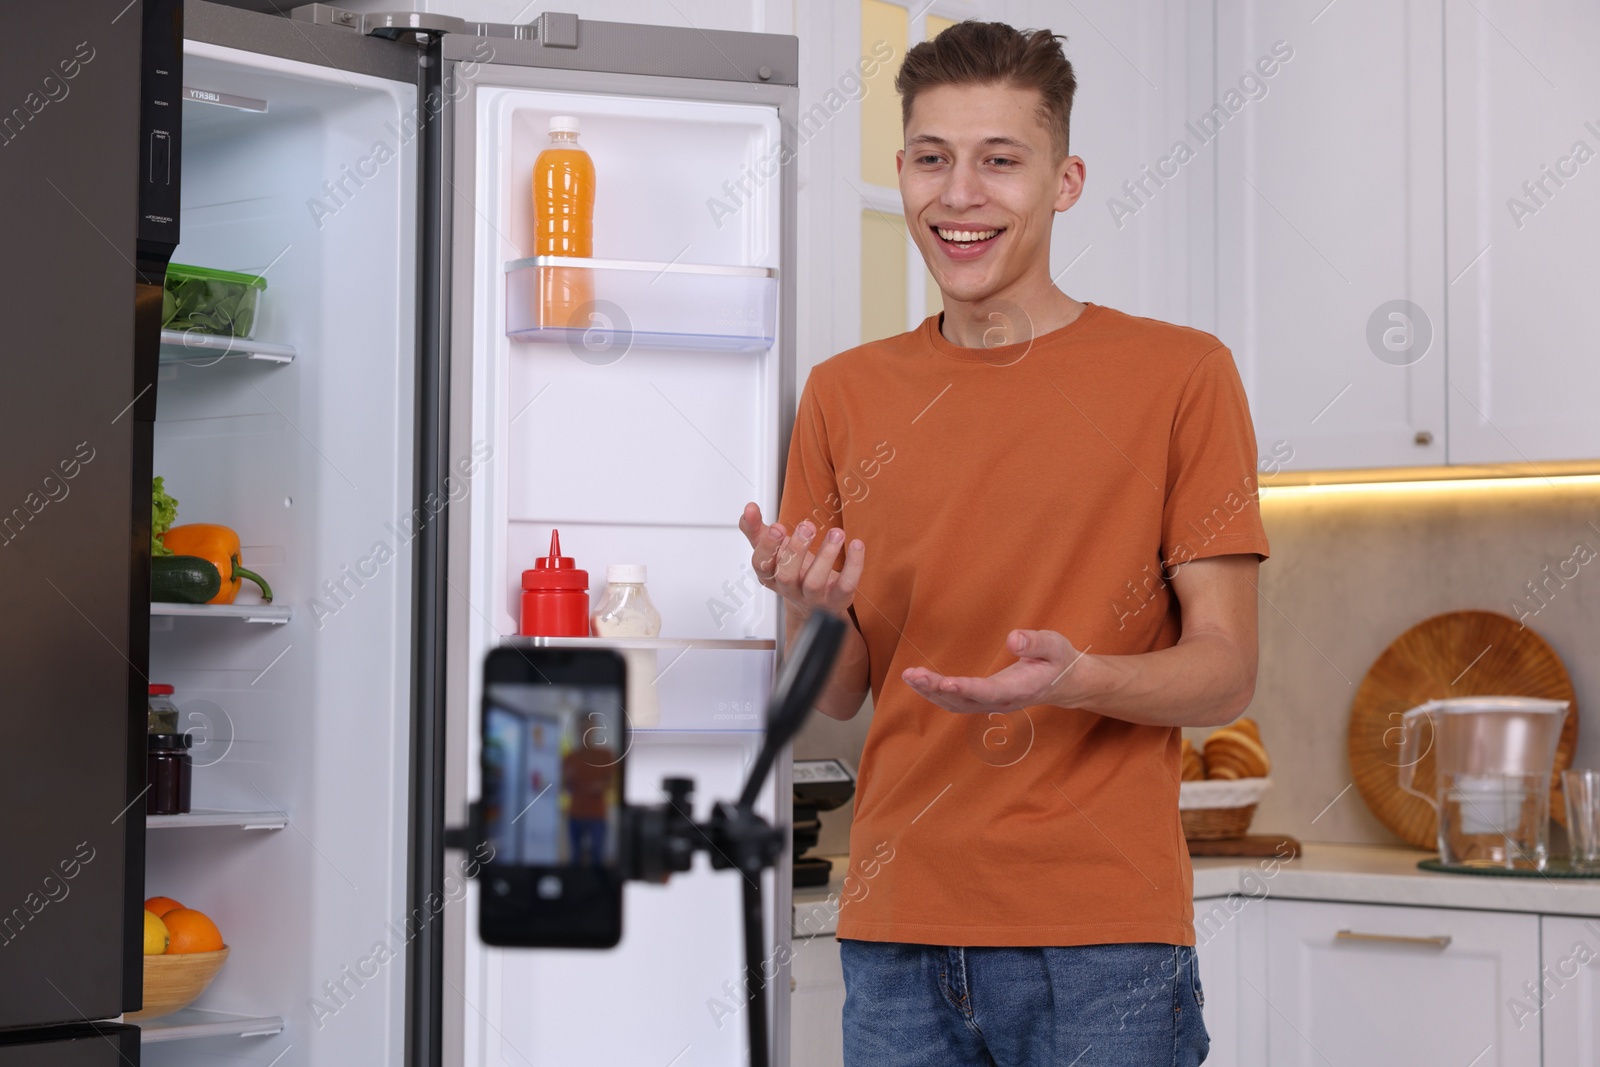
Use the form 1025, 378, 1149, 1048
520, 530, 590, 636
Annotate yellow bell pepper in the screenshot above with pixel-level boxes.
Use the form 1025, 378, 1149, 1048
158, 524, 273, 604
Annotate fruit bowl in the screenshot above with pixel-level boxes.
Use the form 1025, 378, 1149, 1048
126, 946, 229, 1021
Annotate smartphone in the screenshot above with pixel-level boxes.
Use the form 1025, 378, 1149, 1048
479, 646, 627, 949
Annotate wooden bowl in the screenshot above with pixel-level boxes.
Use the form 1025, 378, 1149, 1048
126, 946, 229, 1021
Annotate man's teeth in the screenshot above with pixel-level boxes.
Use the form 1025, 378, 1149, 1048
937, 227, 1000, 243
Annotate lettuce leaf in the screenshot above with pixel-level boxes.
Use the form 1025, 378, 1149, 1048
152, 476, 178, 556
162, 275, 257, 336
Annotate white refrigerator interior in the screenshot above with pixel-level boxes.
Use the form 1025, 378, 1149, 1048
145, 40, 416, 1065
456, 81, 787, 1066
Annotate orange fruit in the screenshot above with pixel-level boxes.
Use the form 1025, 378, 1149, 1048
144, 896, 183, 918
162, 908, 224, 953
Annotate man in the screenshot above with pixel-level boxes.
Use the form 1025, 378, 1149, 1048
739, 21, 1267, 1066
561, 728, 614, 866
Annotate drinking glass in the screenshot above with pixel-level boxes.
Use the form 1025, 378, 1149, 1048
1562, 769, 1600, 872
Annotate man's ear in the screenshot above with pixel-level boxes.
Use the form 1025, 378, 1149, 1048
1055, 155, 1086, 213
896, 148, 905, 177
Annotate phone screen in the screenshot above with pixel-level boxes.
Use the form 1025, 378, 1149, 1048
479, 648, 626, 948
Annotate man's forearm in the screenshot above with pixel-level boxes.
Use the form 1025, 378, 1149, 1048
1061, 631, 1255, 729
786, 602, 871, 720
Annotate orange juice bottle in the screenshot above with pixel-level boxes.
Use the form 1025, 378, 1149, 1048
533, 115, 595, 330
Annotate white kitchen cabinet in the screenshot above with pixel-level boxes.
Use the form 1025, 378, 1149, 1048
1264, 899, 1540, 1066
1194, 892, 1269, 1067
1538, 915, 1600, 1065
790, 934, 846, 1067
1444, 0, 1600, 465
1194, 896, 1241, 1067
1215, 0, 1447, 473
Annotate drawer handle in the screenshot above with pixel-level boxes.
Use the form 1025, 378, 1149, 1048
1335, 930, 1452, 949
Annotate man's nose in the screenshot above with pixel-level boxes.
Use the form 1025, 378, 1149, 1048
941, 161, 986, 212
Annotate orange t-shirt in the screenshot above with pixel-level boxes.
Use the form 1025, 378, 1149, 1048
778, 304, 1271, 947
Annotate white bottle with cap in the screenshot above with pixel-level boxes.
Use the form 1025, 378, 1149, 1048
591, 565, 662, 726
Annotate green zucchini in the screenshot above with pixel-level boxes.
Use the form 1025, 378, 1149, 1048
151, 555, 223, 604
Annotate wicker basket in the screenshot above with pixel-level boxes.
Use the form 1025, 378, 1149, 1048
1179, 778, 1271, 841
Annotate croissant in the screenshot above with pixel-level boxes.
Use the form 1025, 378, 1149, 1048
1203, 726, 1271, 780
1230, 717, 1262, 744
1181, 737, 1207, 781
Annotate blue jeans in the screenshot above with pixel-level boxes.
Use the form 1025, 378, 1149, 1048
840, 940, 1208, 1067
567, 818, 607, 865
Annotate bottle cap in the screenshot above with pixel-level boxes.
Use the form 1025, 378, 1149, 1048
606, 564, 647, 584
148, 731, 193, 750
148, 684, 175, 696
549, 115, 580, 134
522, 530, 589, 591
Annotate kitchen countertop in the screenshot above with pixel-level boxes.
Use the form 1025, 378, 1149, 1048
793, 843, 1600, 937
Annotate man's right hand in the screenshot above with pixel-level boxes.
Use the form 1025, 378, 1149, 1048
739, 502, 866, 619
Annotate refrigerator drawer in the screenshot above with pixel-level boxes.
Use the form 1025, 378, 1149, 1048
505, 256, 777, 352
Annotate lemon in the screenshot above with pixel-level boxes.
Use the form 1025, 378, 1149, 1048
143, 909, 169, 955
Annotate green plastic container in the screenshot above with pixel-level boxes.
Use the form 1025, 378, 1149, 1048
162, 263, 268, 338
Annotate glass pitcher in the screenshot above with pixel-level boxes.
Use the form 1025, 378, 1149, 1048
1397, 697, 1569, 870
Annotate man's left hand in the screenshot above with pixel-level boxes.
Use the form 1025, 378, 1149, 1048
902, 629, 1095, 715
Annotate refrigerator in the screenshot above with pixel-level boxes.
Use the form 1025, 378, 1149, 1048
0, 3, 799, 1066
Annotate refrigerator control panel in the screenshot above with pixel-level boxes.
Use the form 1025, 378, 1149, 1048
137, 0, 183, 259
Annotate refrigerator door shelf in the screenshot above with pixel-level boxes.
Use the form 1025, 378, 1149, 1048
504, 256, 778, 352
501, 638, 775, 733
158, 329, 296, 366
146, 809, 290, 830
508, 635, 775, 651
150, 602, 292, 624
137, 1007, 285, 1043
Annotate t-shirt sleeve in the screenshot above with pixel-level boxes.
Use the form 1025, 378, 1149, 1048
777, 373, 841, 535
1161, 346, 1271, 567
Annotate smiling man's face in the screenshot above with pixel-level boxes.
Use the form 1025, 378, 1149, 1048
897, 82, 1082, 308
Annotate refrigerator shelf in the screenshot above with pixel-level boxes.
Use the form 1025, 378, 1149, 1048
137, 1008, 285, 1043
504, 256, 778, 352
151, 602, 292, 624
158, 329, 296, 365
146, 809, 288, 830
505, 636, 775, 651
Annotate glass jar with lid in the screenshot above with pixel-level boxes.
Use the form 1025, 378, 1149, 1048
148, 684, 179, 735
147, 732, 193, 815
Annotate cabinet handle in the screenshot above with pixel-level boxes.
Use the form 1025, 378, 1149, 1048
1334, 929, 1451, 949
1414, 430, 1434, 446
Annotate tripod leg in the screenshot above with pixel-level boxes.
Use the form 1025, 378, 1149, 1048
743, 871, 769, 1067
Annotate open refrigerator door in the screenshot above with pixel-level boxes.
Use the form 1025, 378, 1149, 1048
439, 22, 800, 1067
143, 9, 420, 1064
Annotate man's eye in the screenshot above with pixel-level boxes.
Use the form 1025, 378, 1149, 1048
989, 157, 1018, 167
916, 155, 943, 165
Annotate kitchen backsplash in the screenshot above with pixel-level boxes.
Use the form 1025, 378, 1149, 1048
1219, 476, 1600, 847
793, 476, 1600, 856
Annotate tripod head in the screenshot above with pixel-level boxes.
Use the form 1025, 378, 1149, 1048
623, 610, 847, 883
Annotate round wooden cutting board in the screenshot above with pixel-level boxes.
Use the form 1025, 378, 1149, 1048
1348, 610, 1579, 849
